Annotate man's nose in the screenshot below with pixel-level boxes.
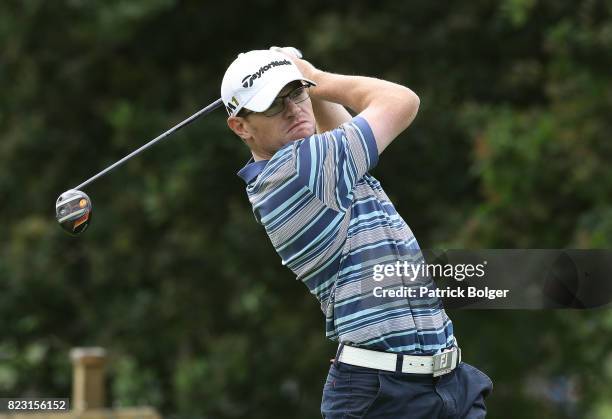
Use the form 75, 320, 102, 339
283, 98, 301, 117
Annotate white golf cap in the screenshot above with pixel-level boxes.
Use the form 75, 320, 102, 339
221, 49, 315, 116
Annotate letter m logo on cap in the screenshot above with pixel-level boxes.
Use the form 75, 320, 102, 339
226, 96, 239, 115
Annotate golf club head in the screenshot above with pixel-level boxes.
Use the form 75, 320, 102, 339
56, 189, 92, 236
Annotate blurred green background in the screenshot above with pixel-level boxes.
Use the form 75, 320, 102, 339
1, 0, 612, 418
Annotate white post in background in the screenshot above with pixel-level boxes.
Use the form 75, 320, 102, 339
70, 347, 107, 411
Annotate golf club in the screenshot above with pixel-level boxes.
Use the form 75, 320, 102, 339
56, 98, 224, 236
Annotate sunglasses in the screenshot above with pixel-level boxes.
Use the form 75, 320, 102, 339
240, 85, 310, 118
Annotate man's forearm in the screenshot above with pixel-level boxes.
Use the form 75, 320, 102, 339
310, 96, 352, 133
309, 70, 416, 121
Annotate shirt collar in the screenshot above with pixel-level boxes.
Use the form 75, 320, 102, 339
237, 157, 269, 184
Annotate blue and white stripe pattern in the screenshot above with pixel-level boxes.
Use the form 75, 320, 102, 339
238, 116, 455, 355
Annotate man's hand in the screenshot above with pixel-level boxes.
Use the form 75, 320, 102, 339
269, 46, 320, 82
269, 46, 302, 59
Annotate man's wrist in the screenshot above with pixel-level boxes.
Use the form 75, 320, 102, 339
308, 67, 324, 83
306, 68, 328, 100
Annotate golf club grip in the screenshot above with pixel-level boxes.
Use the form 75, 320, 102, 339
74, 98, 224, 190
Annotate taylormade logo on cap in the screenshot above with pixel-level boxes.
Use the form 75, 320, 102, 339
241, 59, 292, 88
221, 49, 315, 117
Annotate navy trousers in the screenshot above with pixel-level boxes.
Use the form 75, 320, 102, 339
321, 361, 493, 418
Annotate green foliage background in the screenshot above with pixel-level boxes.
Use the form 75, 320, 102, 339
1, 1, 612, 418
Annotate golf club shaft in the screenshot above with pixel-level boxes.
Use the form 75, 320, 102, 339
74, 98, 224, 190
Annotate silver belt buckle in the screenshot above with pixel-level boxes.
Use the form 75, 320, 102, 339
432, 348, 457, 377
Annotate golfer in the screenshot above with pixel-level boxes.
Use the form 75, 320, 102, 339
222, 48, 493, 418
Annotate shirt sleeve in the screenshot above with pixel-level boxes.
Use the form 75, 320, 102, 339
295, 116, 379, 212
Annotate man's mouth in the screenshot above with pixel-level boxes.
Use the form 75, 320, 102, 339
288, 121, 308, 133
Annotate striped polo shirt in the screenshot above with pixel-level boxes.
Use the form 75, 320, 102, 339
237, 116, 455, 355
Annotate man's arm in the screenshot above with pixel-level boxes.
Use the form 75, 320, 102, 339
293, 59, 420, 154
310, 96, 352, 133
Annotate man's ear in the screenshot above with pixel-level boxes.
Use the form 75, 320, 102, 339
227, 116, 252, 144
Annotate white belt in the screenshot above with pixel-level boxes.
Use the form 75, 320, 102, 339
337, 345, 461, 377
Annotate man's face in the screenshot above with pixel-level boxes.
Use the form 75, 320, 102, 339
227, 81, 316, 160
